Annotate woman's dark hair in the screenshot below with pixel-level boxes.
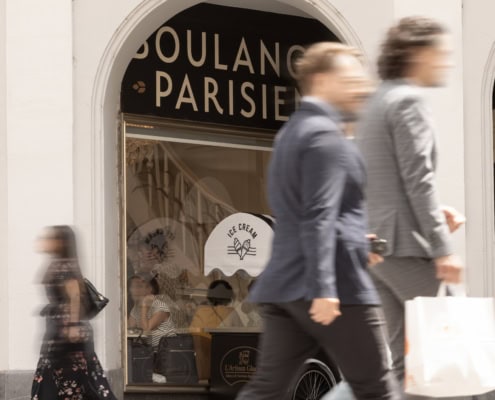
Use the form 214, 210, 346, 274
207, 280, 233, 306
47, 225, 78, 259
378, 16, 447, 80
129, 272, 160, 295
149, 278, 160, 295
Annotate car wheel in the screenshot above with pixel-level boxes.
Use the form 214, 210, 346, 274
290, 358, 338, 400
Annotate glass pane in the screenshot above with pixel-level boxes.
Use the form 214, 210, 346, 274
125, 132, 271, 385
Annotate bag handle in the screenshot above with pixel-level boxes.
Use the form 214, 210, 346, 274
437, 282, 466, 297
133, 328, 147, 345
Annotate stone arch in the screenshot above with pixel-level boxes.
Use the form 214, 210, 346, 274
88, 0, 364, 369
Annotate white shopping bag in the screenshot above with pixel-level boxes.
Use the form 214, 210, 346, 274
405, 284, 495, 397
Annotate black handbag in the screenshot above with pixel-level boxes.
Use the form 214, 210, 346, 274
155, 334, 199, 384
84, 278, 109, 319
128, 333, 154, 383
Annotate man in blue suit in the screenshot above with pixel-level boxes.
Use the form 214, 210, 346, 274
236, 42, 400, 400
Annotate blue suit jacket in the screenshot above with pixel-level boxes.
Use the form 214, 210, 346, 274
250, 98, 379, 305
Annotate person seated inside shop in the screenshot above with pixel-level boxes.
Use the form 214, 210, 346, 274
189, 279, 242, 382
239, 279, 263, 328
128, 271, 176, 350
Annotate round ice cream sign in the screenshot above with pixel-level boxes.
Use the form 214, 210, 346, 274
205, 213, 273, 276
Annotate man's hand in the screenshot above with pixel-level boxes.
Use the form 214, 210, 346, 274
368, 252, 384, 267
366, 233, 384, 267
309, 298, 341, 326
435, 254, 464, 284
442, 206, 466, 233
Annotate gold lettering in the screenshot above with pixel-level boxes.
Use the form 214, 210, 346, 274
204, 77, 224, 114
214, 33, 228, 71
175, 74, 198, 111
155, 26, 180, 63
186, 30, 207, 67
233, 38, 255, 74
275, 86, 289, 122
240, 82, 256, 118
155, 71, 173, 107
260, 40, 280, 77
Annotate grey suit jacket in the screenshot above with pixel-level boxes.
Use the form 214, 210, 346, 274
356, 80, 452, 259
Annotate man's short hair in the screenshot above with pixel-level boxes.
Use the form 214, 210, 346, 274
295, 42, 360, 95
378, 16, 447, 80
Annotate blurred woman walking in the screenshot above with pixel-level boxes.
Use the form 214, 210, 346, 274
31, 225, 117, 400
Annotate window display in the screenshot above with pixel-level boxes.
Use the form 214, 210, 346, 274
124, 121, 272, 385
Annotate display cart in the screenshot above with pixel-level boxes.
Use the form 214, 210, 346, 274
204, 213, 340, 400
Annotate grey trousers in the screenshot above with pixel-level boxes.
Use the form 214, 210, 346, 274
370, 257, 439, 384
323, 257, 475, 400
235, 301, 401, 400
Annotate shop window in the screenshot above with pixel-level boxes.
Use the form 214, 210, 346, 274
124, 119, 272, 386
120, 2, 338, 391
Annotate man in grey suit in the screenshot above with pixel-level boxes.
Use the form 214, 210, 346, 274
356, 17, 464, 389
236, 42, 400, 400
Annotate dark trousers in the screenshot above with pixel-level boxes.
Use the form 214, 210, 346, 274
236, 301, 401, 400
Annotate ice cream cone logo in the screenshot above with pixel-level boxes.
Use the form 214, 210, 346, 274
228, 237, 257, 260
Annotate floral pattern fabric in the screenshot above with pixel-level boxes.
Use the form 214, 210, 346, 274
32, 350, 116, 400
32, 259, 117, 400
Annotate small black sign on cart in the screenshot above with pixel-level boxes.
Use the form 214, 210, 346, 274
208, 329, 261, 399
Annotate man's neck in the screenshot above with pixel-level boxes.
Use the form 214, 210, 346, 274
301, 96, 343, 123
304, 93, 330, 104
402, 74, 424, 87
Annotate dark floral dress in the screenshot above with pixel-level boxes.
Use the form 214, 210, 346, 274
31, 259, 117, 400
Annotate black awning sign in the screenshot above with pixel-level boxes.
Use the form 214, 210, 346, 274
121, 4, 338, 131
151, 29, 305, 120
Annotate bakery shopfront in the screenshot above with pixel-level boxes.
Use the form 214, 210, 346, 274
121, 3, 339, 398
